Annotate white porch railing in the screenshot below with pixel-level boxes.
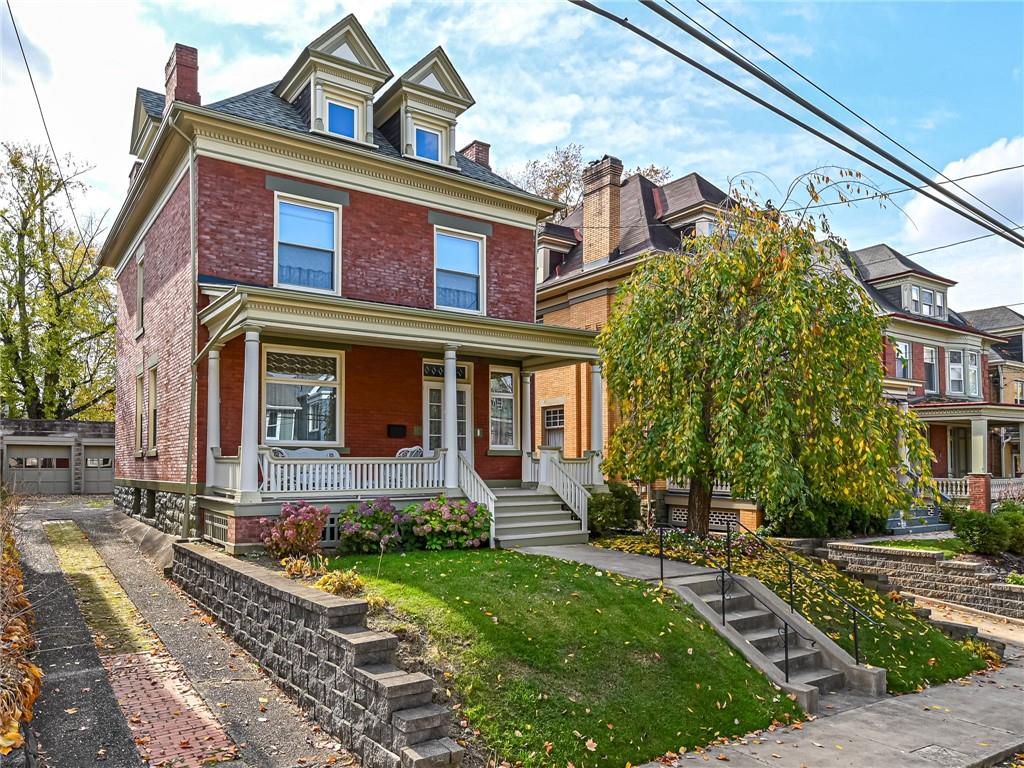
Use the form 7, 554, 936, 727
210, 451, 240, 494
539, 448, 591, 533
934, 477, 969, 500
993, 477, 1024, 500
525, 455, 540, 484
258, 450, 445, 496
524, 451, 602, 487
669, 477, 733, 496
458, 455, 498, 547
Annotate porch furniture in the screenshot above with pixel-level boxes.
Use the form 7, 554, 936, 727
270, 446, 342, 459
395, 446, 424, 458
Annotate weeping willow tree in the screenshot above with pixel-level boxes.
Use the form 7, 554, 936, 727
598, 173, 933, 536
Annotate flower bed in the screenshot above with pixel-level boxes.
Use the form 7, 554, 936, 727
0, 494, 42, 755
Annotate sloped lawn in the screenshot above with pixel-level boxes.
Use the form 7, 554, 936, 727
597, 533, 986, 693
329, 549, 800, 768
862, 538, 966, 556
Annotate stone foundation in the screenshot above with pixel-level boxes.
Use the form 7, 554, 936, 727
171, 543, 463, 768
114, 483, 199, 537
827, 542, 1024, 619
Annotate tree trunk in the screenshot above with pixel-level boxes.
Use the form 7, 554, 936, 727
688, 476, 713, 537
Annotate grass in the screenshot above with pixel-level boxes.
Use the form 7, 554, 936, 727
861, 538, 967, 556
596, 533, 987, 693
329, 549, 800, 768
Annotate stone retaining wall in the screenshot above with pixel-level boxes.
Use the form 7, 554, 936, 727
171, 543, 462, 768
827, 542, 1024, 620
114, 486, 198, 537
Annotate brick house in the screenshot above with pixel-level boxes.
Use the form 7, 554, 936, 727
534, 154, 1021, 520
100, 17, 604, 551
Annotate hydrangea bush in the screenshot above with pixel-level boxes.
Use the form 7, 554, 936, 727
337, 497, 411, 554
410, 495, 490, 550
259, 501, 329, 558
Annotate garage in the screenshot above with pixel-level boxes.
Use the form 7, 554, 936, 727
4, 444, 73, 495
83, 444, 115, 494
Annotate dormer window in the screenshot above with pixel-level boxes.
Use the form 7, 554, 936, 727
327, 100, 357, 139
415, 126, 442, 162
908, 283, 946, 318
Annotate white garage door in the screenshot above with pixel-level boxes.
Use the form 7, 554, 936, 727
4, 445, 72, 495
84, 445, 114, 494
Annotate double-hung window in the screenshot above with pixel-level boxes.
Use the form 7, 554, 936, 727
415, 127, 442, 162
147, 367, 158, 449
893, 340, 912, 379
911, 286, 921, 314
543, 407, 565, 448
489, 368, 517, 449
920, 288, 934, 317
966, 351, 980, 396
948, 350, 964, 394
135, 374, 145, 450
263, 349, 342, 444
435, 229, 483, 312
1015, 381, 1024, 405
276, 198, 338, 293
923, 346, 938, 393
935, 291, 944, 318
135, 249, 145, 333
327, 100, 357, 139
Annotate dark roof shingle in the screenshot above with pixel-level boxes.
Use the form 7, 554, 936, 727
959, 305, 1024, 332
848, 243, 954, 285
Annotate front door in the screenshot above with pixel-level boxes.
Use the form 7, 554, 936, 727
949, 426, 969, 477
423, 383, 473, 465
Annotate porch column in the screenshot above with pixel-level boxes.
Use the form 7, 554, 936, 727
521, 372, 532, 480
590, 362, 603, 454
970, 417, 988, 474
443, 345, 459, 490
240, 328, 261, 496
1019, 423, 1024, 476
205, 348, 221, 487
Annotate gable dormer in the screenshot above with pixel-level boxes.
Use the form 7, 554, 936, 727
374, 47, 475, 170
273, 15, 392, 146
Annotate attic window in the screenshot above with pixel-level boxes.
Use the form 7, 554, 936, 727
327, 101, 356, 139
415, 127, 441, 162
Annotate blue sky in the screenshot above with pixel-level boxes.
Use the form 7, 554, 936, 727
2, 0, 1021, 310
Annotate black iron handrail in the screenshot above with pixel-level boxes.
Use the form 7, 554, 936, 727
655, 525, 814, 682
726, 518, 877, 664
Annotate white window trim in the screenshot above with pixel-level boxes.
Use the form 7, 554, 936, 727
433, 225, 486, 315
1014, 380, 1024, 405
413, 125, 444, 163
488, 365, 519, 450
421, 380, 474, 462
910, 285, 921, 314
893, 339, 912, 380
260, 345, 345, 447
922, 345, 938, 393
966, 350, 980, 397
272, 191, 342, 297
948, 350, 965, 395
324, 97, 360, 140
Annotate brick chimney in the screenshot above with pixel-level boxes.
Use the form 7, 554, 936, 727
164, 44, 200, 112
581, 155, 623, 265
460, 140, 491, 169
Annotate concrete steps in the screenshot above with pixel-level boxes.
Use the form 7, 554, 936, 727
492, 485, 587, 548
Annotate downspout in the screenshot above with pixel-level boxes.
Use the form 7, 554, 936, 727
168, 112, 199, 540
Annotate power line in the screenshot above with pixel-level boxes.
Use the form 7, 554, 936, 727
5, 0, 88, 249
678, 0, 1021, 230
902, 226, 1024, 258
631, 0, 1024, 249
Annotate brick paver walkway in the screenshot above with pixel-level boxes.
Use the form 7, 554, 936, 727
43, 520, 238, 767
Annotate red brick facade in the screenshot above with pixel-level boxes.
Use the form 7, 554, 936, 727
195, 157, 535, 322
882, 337, 990, 400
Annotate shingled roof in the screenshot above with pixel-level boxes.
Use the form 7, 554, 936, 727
959, 305, 1024, 332
848, 243, 955, 285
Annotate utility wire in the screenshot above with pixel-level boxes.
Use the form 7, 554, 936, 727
678, 0, 1021, 229
902, 226, 1024, 258
5, 0, 88, 249
631, 0, 1024, 248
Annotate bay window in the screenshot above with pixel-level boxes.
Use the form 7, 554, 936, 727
923, 346, 938, 393
893, 340, 911, 379
263, 349, 342, 444
276, 198, 339, 293
966, 351, 980, 396
911, 286, 920, 314
489, 367, 517, 449
948, 350, 964, 394
435, 229, 484, 312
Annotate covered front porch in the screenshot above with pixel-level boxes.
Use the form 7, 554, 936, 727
196, 285, 605, 547
915, 402, 1024, 504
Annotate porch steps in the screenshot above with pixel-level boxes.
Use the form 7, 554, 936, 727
492, 487, 588, 548
885, 507, 950, 535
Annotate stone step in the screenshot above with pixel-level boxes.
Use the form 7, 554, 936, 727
329, 626, 398, 667
744, 626, 789, 653
765, 645, 824, 674
669, 574, 721, 596
494, 500, 567, 515
354, 664, 434, 703
401, 737, 465, 768
790, 666, 846, 694
496, 530, 590, 548
391, 704, 451, 749
888, 524, 951, 535
492, 486, 559, 497
494, 520, 584, 537
493, 509, 577, 525
701, 591, 756, 615
813, 547, 831, 559
725, 608, 777, 632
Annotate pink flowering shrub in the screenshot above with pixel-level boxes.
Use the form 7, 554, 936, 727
337, 497, 412, 554
410, 495, 491, 550
259, 502, 329, 559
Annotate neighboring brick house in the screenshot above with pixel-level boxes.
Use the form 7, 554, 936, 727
100, 16, 602, 550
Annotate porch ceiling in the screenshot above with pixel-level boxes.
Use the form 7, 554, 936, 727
198, 284, 599, 371
912, 402, 1024, 422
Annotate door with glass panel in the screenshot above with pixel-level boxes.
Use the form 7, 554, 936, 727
423, 384, 473, 465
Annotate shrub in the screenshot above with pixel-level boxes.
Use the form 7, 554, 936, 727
410, 495, 490, 550
949, 508, 1010, 555
608, 481, 641, 525
281, 554, 328, 579
260, 502, 329, 559
336, 497, 411, 554
588, 492, 625, 535
314, 568, 365, 596
1006, 572, 1024, 586
765, 496, 887, 538
998, 509, 1024, 555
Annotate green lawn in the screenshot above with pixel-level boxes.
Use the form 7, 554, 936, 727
597, 534, 986, 693
329, 549, 800, 768
862, 538, 966, 556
